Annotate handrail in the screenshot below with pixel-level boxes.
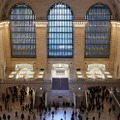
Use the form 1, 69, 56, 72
108, 88, 120, 108
33, 90, 36, 108
112, 93, 120, 108
85, 90, 88, 107
73, 92, 76, 108
108, 88, 120, 118
45, 92, 47, 106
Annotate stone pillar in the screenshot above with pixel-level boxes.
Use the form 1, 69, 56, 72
113, 22, 120, 78
0, 22, 4, 79
0, 21, 9, 79
110, 21, 118, 71
3, 21, 11, 69
73, 21, 86, 70
117, 24, 120, 78
35, 21, 48, 70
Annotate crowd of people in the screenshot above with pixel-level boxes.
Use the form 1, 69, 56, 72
0, 85, 119, 120
86, 86, 119, 120
0, 86, 35, 120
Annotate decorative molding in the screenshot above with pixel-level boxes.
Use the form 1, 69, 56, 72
74, 21, 86, 27
0, 21, 10, 28
111, 21, 120, 28
34, 21, 48, 27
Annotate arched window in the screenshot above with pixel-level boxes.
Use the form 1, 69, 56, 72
48, 3, 74, 58
10, 3, 36, 58
85, 3, 111, 58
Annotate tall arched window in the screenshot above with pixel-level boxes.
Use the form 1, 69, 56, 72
85, 3, 111, 58
48, 3, 74, 58
10, 3, 36, 58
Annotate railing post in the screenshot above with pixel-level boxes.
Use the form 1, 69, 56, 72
45, 92, 48, 106
73, 92, 76, 108
85, 90, 88, 108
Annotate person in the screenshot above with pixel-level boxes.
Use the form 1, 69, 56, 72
27, 114, 30, 120
3, 113, 6, 120
21, 113, 24, 120
52, 111, 54, 118
39, 112, 42, 119
86, 116, 89, 120
112, 104, 115, 111
0, 105, 2, 111
15, 111, 18, 117
93, 116, 95, 120
108, 108, 111, 114
33, 114, 36, 119
118, 113, 120, 120
64, 110, 66, 116
7, 115, 11, 120
43, 117, 46, 120
98, 112, 101, 119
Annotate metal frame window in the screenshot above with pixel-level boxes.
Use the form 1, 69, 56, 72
85, 3, 111, 58
10, 3, 36, 58
48, 3, 74, 58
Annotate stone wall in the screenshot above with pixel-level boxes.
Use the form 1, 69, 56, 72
0, 0, 120, 76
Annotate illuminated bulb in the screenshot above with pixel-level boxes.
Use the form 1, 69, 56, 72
40, 87, 42, 90
78, 87, 81, 90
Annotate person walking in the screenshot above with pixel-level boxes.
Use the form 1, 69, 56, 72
15, 111, 18, 117
27, 114, 30, 120
3, 113, 6, 120
98, 112, 101, 119
108, 108, 111, 114
64, 110, 66, 117
93, 116, 95, 120
86, 116, 89, 120
7, 115, 11, 120
21, 113, 24, 120
52, 111, 54, 119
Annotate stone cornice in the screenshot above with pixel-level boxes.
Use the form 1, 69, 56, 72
0, 20, 10, 29
34, 21, 48, 27
74, 21, 86, 27
111, 20, 120, 28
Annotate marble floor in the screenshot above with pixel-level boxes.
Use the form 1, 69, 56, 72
0, 86, 117, 120
0, 102, 117, 120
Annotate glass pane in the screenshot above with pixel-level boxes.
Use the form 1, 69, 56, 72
85, 3, 111, 58
10, 3, 36, 58
48, 3, 73, 58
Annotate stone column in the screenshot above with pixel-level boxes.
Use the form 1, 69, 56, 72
0, 21, 9, 79
113, 22, 120, 78
3, 21, 11, 69
35, 21, 48, 70
73, 21, 86, 70
110, 21, 118, 72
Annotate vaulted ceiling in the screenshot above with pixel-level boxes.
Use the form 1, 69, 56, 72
0, 0, 120, 20
0, 0, 12, 20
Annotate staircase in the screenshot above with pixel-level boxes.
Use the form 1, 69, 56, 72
47, 90, 75, 107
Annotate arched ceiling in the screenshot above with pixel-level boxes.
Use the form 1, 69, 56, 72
0, 0, 120, 20
0, 0, 12, 20
109, 0, 120, 20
